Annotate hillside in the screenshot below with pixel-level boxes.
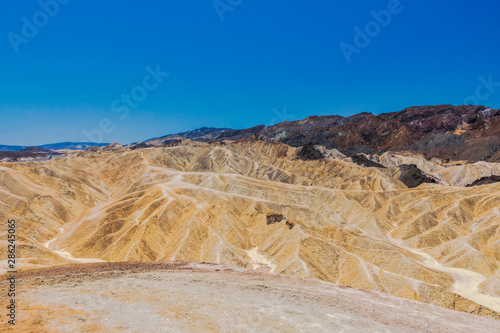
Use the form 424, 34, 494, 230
1, 138, 500, 321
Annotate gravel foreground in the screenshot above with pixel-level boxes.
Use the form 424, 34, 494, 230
1, 261, 499, 333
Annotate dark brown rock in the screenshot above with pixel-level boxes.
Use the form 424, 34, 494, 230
397, 164, 437, 188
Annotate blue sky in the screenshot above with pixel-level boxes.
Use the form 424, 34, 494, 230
1, 0, 500, 145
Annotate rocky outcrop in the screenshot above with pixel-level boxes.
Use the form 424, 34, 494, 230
350, 154, 386, 168
467, 175, 500, 187
129, 142, 153, 150
395, 164, 438, 188
296, 143, 324, 160
103, 142, 123, 151
266, 213, 286, 225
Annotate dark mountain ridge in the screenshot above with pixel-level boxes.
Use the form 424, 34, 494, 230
4, 105, 499, 163
145, 104, 500, 162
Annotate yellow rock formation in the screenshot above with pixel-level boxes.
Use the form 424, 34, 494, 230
1, 139, 499, 319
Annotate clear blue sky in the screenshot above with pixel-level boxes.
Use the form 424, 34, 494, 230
1, 0, 500, 145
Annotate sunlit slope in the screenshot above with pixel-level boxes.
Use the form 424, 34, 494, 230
1, 140, 499, 319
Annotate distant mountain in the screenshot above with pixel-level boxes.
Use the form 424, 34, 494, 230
144, 105, 500, 162
39, 142, 109, 151
20, 146, 52, 153
0, 142, 109, 152
0, 148, 61, 162
5, 105, 500, 162
174, 127, 234, 140
0, 145, 27, 151
145, 127, 233, 146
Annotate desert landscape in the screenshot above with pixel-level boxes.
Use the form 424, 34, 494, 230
4, 0, 500, 330
1, 105, 500, 331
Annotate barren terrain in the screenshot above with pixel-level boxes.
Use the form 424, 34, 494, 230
2, 262, 499, 332
2, 105, 500, 329
1, 139, 500, 322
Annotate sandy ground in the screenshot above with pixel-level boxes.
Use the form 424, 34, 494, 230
1, 261, 499, 333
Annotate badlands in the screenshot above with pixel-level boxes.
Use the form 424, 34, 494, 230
1, 105, 500, 331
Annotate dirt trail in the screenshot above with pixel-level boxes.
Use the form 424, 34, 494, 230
42, 227, 105, 264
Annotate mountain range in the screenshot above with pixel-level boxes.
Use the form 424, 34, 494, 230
0, 142, 108, 152
144, 104, 500, 163
1, 104, 500, 326
3, 104, 500, 164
